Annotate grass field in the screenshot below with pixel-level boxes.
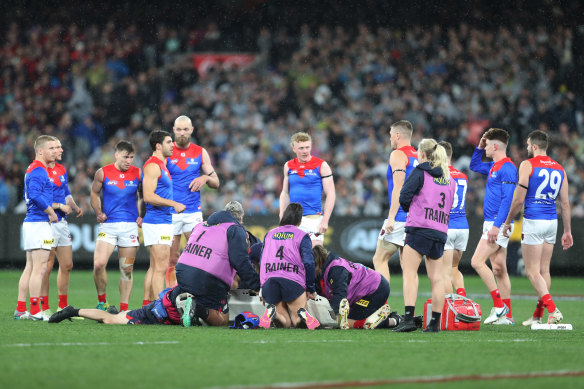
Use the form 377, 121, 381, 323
1, 269, 583, 389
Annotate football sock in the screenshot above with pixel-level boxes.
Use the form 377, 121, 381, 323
120, 303, 129, 311
30, 297, 40, 315
456, 288, 466, 297
503, 298, 512, 318
352, 319, 366, 329
533, 299, 544, 318
404, 306, 415, 321
98, 294, 107, 303
490, 289, 504, 308
142, 299, 152, 307
16, 300, 27, 312
58, 295, 68, 309
542, 294, 556, 313
41, 295, 50, 311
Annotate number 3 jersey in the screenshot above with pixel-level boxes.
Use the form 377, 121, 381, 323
524, 156, 564, 220
448, 166, 469, 229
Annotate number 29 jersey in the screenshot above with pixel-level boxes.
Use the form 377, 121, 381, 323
524, 156, 564, 220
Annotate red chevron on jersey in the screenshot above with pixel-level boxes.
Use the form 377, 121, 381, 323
449, 166, 468, 181
171, 143, 202, 171
528, 156, 564, 177
287, 157, 324, 178
399, 146, 418, 167
103, 164, 140, 190
489, 157, 513, 178
48, 163, 67, 187
26, 160, 46, 174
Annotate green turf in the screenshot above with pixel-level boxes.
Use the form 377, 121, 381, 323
1, 270, 583, 389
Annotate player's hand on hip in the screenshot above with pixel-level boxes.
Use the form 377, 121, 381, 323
96, 212, 107, 223
174, 202, 186, 214
501, 224, 511, 238
382, 219, 395, 235
487, 226, 499, 244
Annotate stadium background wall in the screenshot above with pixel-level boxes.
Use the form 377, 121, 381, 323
1, 215, 581, 276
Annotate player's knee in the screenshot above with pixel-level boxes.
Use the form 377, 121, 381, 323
94, 259, 108, 271
119, 257, 135, 281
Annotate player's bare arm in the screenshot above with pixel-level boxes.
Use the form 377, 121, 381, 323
136, 168, 144, 227
558, 172, 573, 250
502, 160, 531, 237
143, 163, 186, 213
52, 201, 72, 215
189, 148, 220, 192
90, 168, 107, 223
66, 195, 83, 218
318, 161, 335, 234
384, 150, 407, 233
279, 163, 291, 220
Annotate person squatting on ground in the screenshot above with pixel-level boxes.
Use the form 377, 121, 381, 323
258, 203, 320, 329
166, 115, 219, 288
279, 132, 335, 247
502, 130, 573, 325
90, 140, 143, 312
372, 120, 418, 283
312, 245, 399, 330
392, 139, 456, 333
142, 130, 186, 305
175, 201, 260, 327
48, 286, 195, 326
15, 135, 59, 320
469, 128, 517, 325
40, 138, 84, 317
438, 141, 469, 297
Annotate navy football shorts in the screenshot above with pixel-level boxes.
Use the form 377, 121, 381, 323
348, 277, 390, 320
405, 231, 445, 259
262, 277, 305, 305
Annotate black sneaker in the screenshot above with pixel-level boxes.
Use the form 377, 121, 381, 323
413, 315, 424, 329
392, 317, 418, 332
422, 325, 440, 333
48, 305, 76, 323
107, 305, 119, 314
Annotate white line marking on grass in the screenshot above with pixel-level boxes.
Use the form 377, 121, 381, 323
241, 339, 355, 344
2, 340, 179, 348
210, 370, 584, 389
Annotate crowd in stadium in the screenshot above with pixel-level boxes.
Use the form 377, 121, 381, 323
0, 1, 583, 218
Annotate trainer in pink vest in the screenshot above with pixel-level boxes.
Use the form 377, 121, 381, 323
177, 222, 237, 287
406, 172, 456, 234
260, 225, 308, 288
322, 256, 381, 305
